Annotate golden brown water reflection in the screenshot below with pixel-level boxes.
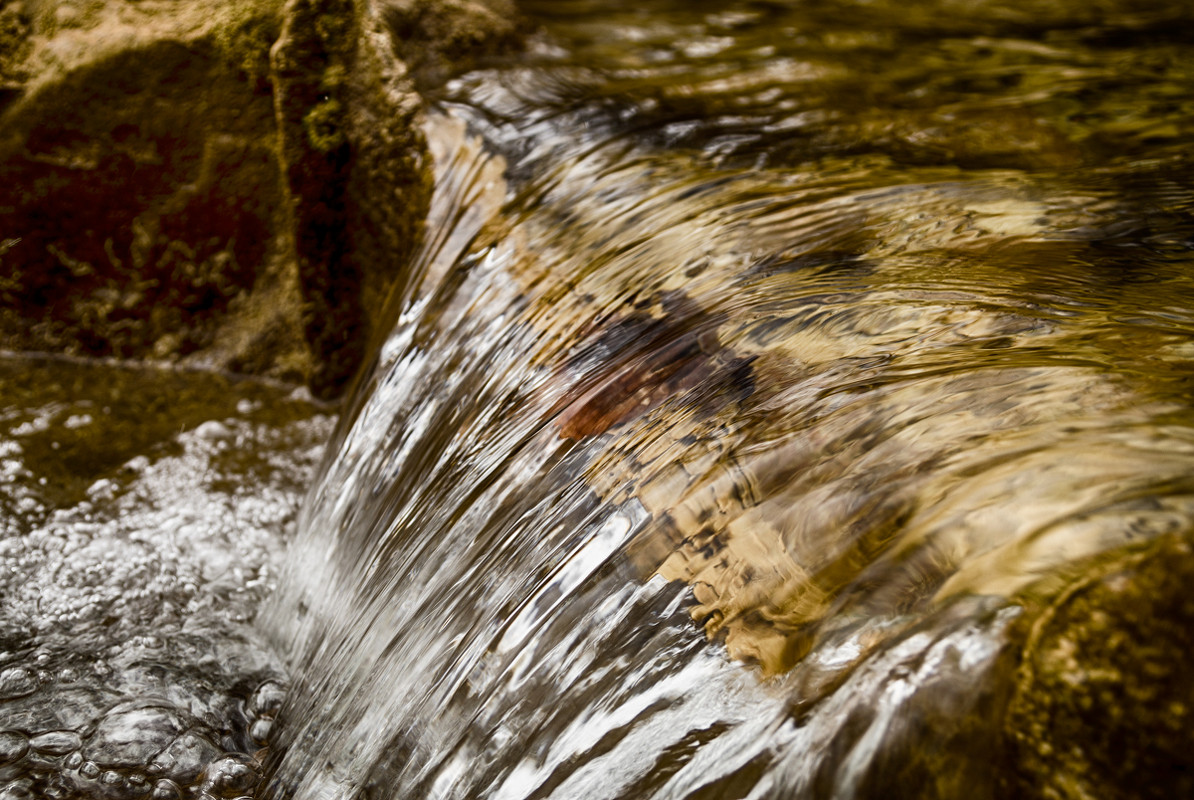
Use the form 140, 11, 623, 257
264, 0, 1194, 797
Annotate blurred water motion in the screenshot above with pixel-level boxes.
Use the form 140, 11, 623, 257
263, 1, 1194, 798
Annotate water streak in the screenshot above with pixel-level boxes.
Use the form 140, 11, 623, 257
263, 1, 1194, 797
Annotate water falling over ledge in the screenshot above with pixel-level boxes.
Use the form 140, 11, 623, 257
260, 2, 1194, 798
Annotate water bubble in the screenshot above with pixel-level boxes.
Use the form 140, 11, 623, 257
63, 414, 93, 430
151, 778, 181, 800
0, 779, 33, 800
0, 668, 36, 699
29, 731, 81, 756
86, 479, 117, 501
123, 456, 151, 474
194, 421, 232, 441
0, 732, 28, 766
247, 681, 285, 717
248, 719, 273, 746
83, 705, 186, 770
148, 730, 220, 786
198, 754, 259, 798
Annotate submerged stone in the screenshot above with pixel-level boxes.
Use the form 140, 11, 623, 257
1008, 533, 1194, 800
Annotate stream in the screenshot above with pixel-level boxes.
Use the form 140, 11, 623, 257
265, 1, 1194, 798
3, 0, 1194, 798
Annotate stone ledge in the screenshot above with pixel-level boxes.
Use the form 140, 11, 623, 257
0, 0, 523, 399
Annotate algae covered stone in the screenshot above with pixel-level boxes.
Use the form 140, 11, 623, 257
0, 0, 311, 383
1008, 533, 1194, 800
0, 0, 521, 399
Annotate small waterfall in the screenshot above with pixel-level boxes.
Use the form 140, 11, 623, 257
262, 2, 1194, 798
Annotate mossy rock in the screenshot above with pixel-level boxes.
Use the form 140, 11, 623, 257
1007, 532, 1194, 800
0, 0, 31, 90
0, 0, 316, 385
383, 0, 527, 89
0, 0, 521, 398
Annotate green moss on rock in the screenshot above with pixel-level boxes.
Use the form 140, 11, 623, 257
271, 0, 433, 398
212, 0, 285, 87
383, 0, 526, 89
303, 95, 347, 152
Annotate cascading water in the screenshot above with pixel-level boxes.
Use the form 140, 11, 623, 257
263, 1, 1194, 798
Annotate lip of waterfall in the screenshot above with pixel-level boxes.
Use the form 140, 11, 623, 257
263, 1, 1194, 798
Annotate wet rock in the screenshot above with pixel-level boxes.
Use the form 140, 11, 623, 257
0, 0, 306, 383
0, 1, 30, 93
383, 0, 526, 90
0, 0, 520, 399
1008, 533, 1194, 800
269, 0, 433, 397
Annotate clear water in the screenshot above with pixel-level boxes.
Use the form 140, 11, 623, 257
261, 1, 1194, 799
0, 355, 333, 798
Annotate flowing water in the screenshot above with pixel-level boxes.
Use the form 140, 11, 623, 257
261, 1, 1194, 799
0, 356, 334, 798
1, 0, 1193, 798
